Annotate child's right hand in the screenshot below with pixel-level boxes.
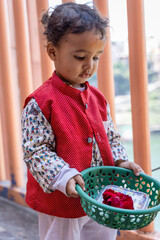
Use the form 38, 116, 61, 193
66, 175, 85, 198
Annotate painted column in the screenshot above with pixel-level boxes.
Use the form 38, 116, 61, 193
127, 0, 153, 233
26, 0, 42, 90
127, 0, 151, 177
36, 0, 53, 82
0, 118, 6, 181
0, 67, 10, 181
0, 0, 24, 187
62, 0, 75, 3
12, 0, 33, 108
93, 0, 116, 124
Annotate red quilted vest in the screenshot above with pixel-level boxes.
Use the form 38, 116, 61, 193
24, 72, 114, 218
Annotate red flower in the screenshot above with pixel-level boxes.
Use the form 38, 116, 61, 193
102, 189, 134, 210
106, 196, 121, 207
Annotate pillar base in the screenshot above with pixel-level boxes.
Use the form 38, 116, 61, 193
117, 230, 160, 240
0, 181, 27, 206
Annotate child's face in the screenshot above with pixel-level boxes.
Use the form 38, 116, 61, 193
47, 31, 106, 87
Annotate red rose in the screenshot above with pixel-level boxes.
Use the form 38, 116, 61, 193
102, 189, 134, 210
122, 200, 134, 209
103, 189, 118, 201
105, 196, 121, 207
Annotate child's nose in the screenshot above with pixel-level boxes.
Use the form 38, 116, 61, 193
83, 59, 94, 71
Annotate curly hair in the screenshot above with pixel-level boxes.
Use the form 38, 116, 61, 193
41, 2, 109, 46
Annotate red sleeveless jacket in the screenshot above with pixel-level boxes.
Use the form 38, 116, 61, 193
24, 72, 114, 218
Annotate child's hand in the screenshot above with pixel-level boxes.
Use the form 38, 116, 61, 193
115, 160, 144, 176
66, 175, 85, 198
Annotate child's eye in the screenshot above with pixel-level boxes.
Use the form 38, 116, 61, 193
93, 56, 100, 61
74, 56, 85, 60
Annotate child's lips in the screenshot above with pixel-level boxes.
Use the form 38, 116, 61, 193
79, 73, 91, 78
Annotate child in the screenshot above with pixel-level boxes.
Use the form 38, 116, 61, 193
21, 2, 144, 240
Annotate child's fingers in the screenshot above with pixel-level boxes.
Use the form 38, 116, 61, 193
66, 175, 85, 198
124, 162, 144, 176
132, 164, 144, 176
66, 178, 79, 198
74, 175, 85, 191
116, 161, 144, 176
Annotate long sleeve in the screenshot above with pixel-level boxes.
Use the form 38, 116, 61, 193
21, 98, 69, 193
104, 104, 128, 162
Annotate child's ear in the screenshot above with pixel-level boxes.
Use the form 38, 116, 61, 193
47, 42, 57, 61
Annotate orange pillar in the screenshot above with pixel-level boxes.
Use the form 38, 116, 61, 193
36, 0, 53, 82
127, 0, 153, 233
93, 0, 116, 124
127, 0, 151, 175
62, 0, 75, 3
12, 0, 33, 107
0, 117, 6, 181
0, 0, 24, 187
0, 67, 10, 181
26, 0, 42, 90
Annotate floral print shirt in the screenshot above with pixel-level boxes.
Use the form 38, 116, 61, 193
22, 98, 128, 193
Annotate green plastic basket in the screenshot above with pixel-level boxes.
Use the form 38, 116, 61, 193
76, 166, 160, 230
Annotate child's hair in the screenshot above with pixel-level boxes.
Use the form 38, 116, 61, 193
41, 2, 109, 46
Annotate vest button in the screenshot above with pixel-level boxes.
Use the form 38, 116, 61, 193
85, 103, 88, 109
87, 137, 92, 143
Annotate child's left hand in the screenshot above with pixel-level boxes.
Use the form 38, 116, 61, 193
115, 160, 144, 176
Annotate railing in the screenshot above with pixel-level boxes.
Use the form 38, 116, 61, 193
0, 0, 159, 239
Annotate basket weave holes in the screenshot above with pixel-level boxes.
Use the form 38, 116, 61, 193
91, 206, 96, 213
144, 214, 150, 220
151, 200, 155, 206
130, 217, 136, 223
120, 217, 126, 222
99, 170, 106, 176
139, 184, 143, 189
135, 182, 139, 188
98, 208, 104, 217
135, 177, 140, 182
89, 172, 95, 178
104, 212, 110, 218
96, 178, 99, 183
141, 181, 146, 185
90, 178, 94, 182
100, 178, 104, 182
86, 180, 89, 185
